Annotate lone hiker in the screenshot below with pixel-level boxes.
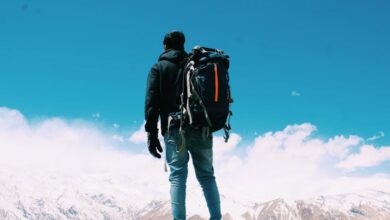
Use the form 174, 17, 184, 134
144, 31, 222, 220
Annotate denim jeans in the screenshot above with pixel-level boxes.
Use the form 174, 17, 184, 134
164, 127, 221, 220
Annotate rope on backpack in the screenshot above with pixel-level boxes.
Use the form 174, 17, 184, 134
177, 60, 193, 152
186, 63, 194, 125
223, 111, 232, 143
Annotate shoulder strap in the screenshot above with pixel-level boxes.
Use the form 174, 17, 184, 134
175, 57, 191, 105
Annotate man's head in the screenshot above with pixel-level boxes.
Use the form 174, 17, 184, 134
163, 31, 185, 51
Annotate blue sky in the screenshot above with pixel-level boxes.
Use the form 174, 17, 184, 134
1, 0, 389, 144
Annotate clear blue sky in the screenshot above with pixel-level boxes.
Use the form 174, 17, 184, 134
1, 0, 389, 143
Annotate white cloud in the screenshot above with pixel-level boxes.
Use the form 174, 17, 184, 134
92, 112, 101, 118
128, 122, 147, 144
0, 108, 124, 171
213, 133, 242, 160
0, 107, 28, 130
336, 145, 390, 171
215, 123, 390, 201
367, 131, 385, 142
1, 106, 390, 205
113, 123, 120, 129
325, 135, 362, 158
112, 134, 125, 143
291, 91, 301, 96
128, 122, 163, 144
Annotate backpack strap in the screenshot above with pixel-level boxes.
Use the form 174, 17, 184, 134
186, 63, 194, 124
183, 60, 213, 128
177, 60, 193, 152
190, 82, 213, 127
223, 111, 232, 142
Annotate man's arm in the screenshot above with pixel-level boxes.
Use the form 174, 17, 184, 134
144, 64, 160, 134
145, 64, 163, 158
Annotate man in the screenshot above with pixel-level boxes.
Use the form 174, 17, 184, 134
145, 31, 222, 220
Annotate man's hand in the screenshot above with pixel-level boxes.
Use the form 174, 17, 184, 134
147, 132, 163, 159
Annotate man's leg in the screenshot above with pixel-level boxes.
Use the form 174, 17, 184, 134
188, 134, 222, 220
164, 131, 189, 220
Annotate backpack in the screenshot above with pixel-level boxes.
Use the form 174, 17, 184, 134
176, 46, 233, 144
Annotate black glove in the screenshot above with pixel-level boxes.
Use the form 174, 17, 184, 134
147, 132, 163, 159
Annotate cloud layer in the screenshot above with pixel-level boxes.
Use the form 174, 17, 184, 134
212, 123, 390, 201
1, 106, 390, 205
367, 131, 385, 142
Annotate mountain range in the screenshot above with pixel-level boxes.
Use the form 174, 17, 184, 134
1, 166, 389, 220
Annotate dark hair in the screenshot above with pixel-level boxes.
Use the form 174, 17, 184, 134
163, 31, 185, 51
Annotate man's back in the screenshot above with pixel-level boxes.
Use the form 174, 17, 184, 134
144, 49, 187, 136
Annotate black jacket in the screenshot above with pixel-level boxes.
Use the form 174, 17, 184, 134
144, 49, 188, 136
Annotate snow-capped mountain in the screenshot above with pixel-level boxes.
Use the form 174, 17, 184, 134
1, 163, 389, 220
142, 190, 390, 220
242, 190, 390, 220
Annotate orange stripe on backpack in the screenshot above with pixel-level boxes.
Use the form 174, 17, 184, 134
214, 64, 219, 102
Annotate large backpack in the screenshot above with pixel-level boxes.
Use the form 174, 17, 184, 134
177, 46, 233, 144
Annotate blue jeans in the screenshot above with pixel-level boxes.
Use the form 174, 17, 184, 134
164, 127, 221, 220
